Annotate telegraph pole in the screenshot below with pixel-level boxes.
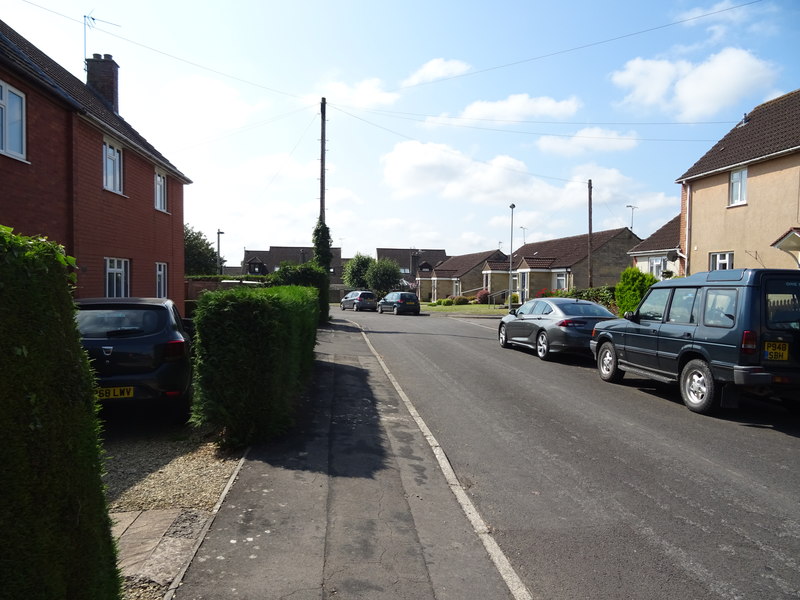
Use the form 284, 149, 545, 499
587, 179, 593, 288
320, 97, 326, 223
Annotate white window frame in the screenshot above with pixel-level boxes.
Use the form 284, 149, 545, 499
0, 79, 26, 159
155, 262, 168, 298
105, 257, 130, 297
729, 168, 747, 206
649, 256, 666, 279
710, 252, 734, 270
103, 140, 123, 193
555, 272, 567, 290
155, 171, 167, 212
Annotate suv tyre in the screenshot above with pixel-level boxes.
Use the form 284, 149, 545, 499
680, 359, 719, 414
597, 342, 624, 383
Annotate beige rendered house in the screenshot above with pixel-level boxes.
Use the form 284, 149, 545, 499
628, 215, 682, 279
418, 249, 506, 302
676, 89, 800, 274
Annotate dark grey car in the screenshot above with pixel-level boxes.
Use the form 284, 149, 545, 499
76, 297, 193, 405
499, 297, 614, 360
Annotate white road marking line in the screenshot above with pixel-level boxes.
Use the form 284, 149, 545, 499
358, 327, 535, 600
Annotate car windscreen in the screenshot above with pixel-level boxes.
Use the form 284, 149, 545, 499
766, 278, 800, 331
77, 306, 168, 337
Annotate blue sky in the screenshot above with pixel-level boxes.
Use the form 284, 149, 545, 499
5, 0, 799, 264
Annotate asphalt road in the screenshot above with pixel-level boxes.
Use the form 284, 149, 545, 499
342, 308, 800, 600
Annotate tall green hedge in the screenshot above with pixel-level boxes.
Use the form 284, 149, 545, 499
0, 226, 121, 599
190, 285, 319, 447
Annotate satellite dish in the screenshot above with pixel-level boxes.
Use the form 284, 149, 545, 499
666, 250, 679, 262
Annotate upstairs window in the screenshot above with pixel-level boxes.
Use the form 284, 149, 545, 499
729, 168, 747, 206
710, 252, 734, 270
155, 171, 167, 211
0, 79, 25, 159
103, 141, 123, 193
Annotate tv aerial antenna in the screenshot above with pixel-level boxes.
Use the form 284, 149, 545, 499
83, 11, 120, 70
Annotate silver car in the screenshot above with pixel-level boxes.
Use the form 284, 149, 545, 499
499, 297, 614, 360
340, 290, 378, 311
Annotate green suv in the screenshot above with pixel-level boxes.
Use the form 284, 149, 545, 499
590, 269, 800, 414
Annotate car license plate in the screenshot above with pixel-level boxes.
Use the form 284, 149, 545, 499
98, 386, 134, 399
763, 341, 789, 361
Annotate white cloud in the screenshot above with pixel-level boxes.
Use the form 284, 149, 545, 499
460, 94, 582, 121
304, 78, 399, 108
611, 47, 776, 121
402, 58, 471, 87
537, 128, 639, 157
677, 1, 751, 27
673, 48, 776, 120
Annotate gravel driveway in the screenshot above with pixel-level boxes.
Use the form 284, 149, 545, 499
101, 404, 242, 600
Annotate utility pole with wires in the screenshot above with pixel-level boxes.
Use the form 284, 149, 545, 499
587, 179, 593, 288
319, 97, 326, 223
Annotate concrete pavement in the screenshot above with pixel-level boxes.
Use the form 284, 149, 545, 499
114, 318, 517, 600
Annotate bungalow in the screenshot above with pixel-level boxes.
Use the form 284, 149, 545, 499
418, 249, 506, 302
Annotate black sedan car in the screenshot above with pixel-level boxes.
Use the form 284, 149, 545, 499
75, 298, 193, 405
499, 297, 614, 360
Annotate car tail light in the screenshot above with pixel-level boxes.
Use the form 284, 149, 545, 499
161, 340, 187, 361
741, 330, 757, 355
556, 319, 586, 327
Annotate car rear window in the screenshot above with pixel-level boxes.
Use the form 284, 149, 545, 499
766, 278, 800, 331
77, 307, 168, 337
562, 303, 613, 317
400, 293, 418, 301
359, 292, 376, 299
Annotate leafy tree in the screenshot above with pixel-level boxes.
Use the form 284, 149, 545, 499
366, 258, 402, 298
615, 267, 658, 314
185, 224, 223, 275
342, 253, 375, 289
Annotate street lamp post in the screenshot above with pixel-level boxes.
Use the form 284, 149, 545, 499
508, 203, 515, 311
216, 229, 225, 275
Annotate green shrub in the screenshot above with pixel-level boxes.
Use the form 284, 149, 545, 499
452, 295, 469, 305
0, 226, 120, 599
511, 293, 519, 304
615, 267, 658, 314
441, 298, 454, 306
190, 285, 319, 448
269, 262, 329, 325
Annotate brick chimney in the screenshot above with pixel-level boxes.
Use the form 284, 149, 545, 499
86, 53, 119, 113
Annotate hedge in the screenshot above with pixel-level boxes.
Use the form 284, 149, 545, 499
190, 285, 319, 447
0, 226, 120, 599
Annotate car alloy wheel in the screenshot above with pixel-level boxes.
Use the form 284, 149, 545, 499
597, 342, 624, 383
536, 331, 551, 360
499, 324, 509, 348
680, 359, 719, 414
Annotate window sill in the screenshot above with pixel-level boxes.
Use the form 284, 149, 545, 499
103, 188, 128, 198
155, 207, 172, 215
1, 151, 30, 164
727, 201, 747, 208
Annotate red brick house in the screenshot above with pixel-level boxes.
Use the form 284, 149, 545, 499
0, 20, 191, 309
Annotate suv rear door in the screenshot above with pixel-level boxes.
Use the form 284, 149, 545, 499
762, 275, 800, 372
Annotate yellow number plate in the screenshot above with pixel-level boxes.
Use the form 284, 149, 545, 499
763, 341, 789, 361
98, 386, 134, 399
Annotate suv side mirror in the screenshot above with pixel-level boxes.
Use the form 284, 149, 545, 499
623, 311, 637, 322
